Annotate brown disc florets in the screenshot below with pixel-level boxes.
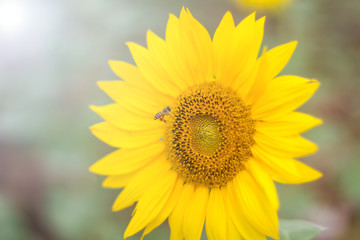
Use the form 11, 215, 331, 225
165, 81, 256, 188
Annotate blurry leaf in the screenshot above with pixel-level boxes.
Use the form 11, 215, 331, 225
268, 219, 326, 240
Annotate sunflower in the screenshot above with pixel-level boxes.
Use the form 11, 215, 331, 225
234, 0, 291, 10
90, 8, 322, 240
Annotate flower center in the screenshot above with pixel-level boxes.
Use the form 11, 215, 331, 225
165, 82, 256, 188
190, 115, 221, 155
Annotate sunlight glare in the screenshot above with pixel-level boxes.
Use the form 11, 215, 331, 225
0, 1, 28, 38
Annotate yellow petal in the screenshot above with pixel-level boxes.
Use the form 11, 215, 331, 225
226, 211, 244, 240
178, 8, 213, 84
146, 30, 191, 89
148, 29, 200, 90
108, 61, 152, 90
97, 80, 171, 116
112, 158, 170, 212
225, 184, 267, 240
140, 178, 184, 240
213, 11, 235, 77
164, 9, 213, 87
102, 173, 135, 188
183, 186, 209, 240
169, 183, 195, 240
90, 122, 162, 149
252, 75, 320, 121
124, 170, 177, 238
165, 14, 181, 52
233, 172, 279, 239
164, 13, 201, 87
89, 142, 164, 175
252, 145, 323, 184
254, 132, 318, 158
127, 42, 181, 98
233, 17, 265, 98
213, 10, 236, 45
256, 112, 322, 136
262, 41, 297, 79
90, 104, 163, 131
215, 13, 256, 88
246, 160, 279, 210
247, 41, 297, 103
206, 188, 227, 240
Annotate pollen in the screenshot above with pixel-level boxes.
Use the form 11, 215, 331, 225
165, 82, 256, 187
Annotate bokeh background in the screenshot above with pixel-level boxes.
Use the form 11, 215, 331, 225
0, 0, 359, 239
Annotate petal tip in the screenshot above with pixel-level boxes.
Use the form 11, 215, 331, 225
89, 163, 100, 174
89, 105, 99, 113
315, 171, 323, 180
312, 116, 323, 127
96, 81, 104, 88
112, 204, 120, 212
125, 41, 138, 49
224, 10, 233, 18
250, 11, 257, 20
291, 40, 298, 45
108, 60, 116, 67
88, 122, 99, 131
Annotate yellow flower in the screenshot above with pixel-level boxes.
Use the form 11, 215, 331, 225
90, 8, 322, 240
235, 0, 291, 11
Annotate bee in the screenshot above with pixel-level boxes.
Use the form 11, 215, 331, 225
154, 106, 171, 122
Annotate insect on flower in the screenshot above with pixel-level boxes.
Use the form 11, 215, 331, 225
154, 106, 171, 122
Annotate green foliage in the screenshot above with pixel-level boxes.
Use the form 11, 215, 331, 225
269, 219, 326, 240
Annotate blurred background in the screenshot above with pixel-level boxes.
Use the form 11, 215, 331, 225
0, 0, 359, 239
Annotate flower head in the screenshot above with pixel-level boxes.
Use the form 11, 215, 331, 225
90, 8, 322, 240
235, 0, 291, 11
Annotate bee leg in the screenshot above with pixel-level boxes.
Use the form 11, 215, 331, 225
159, 115, 167, 123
